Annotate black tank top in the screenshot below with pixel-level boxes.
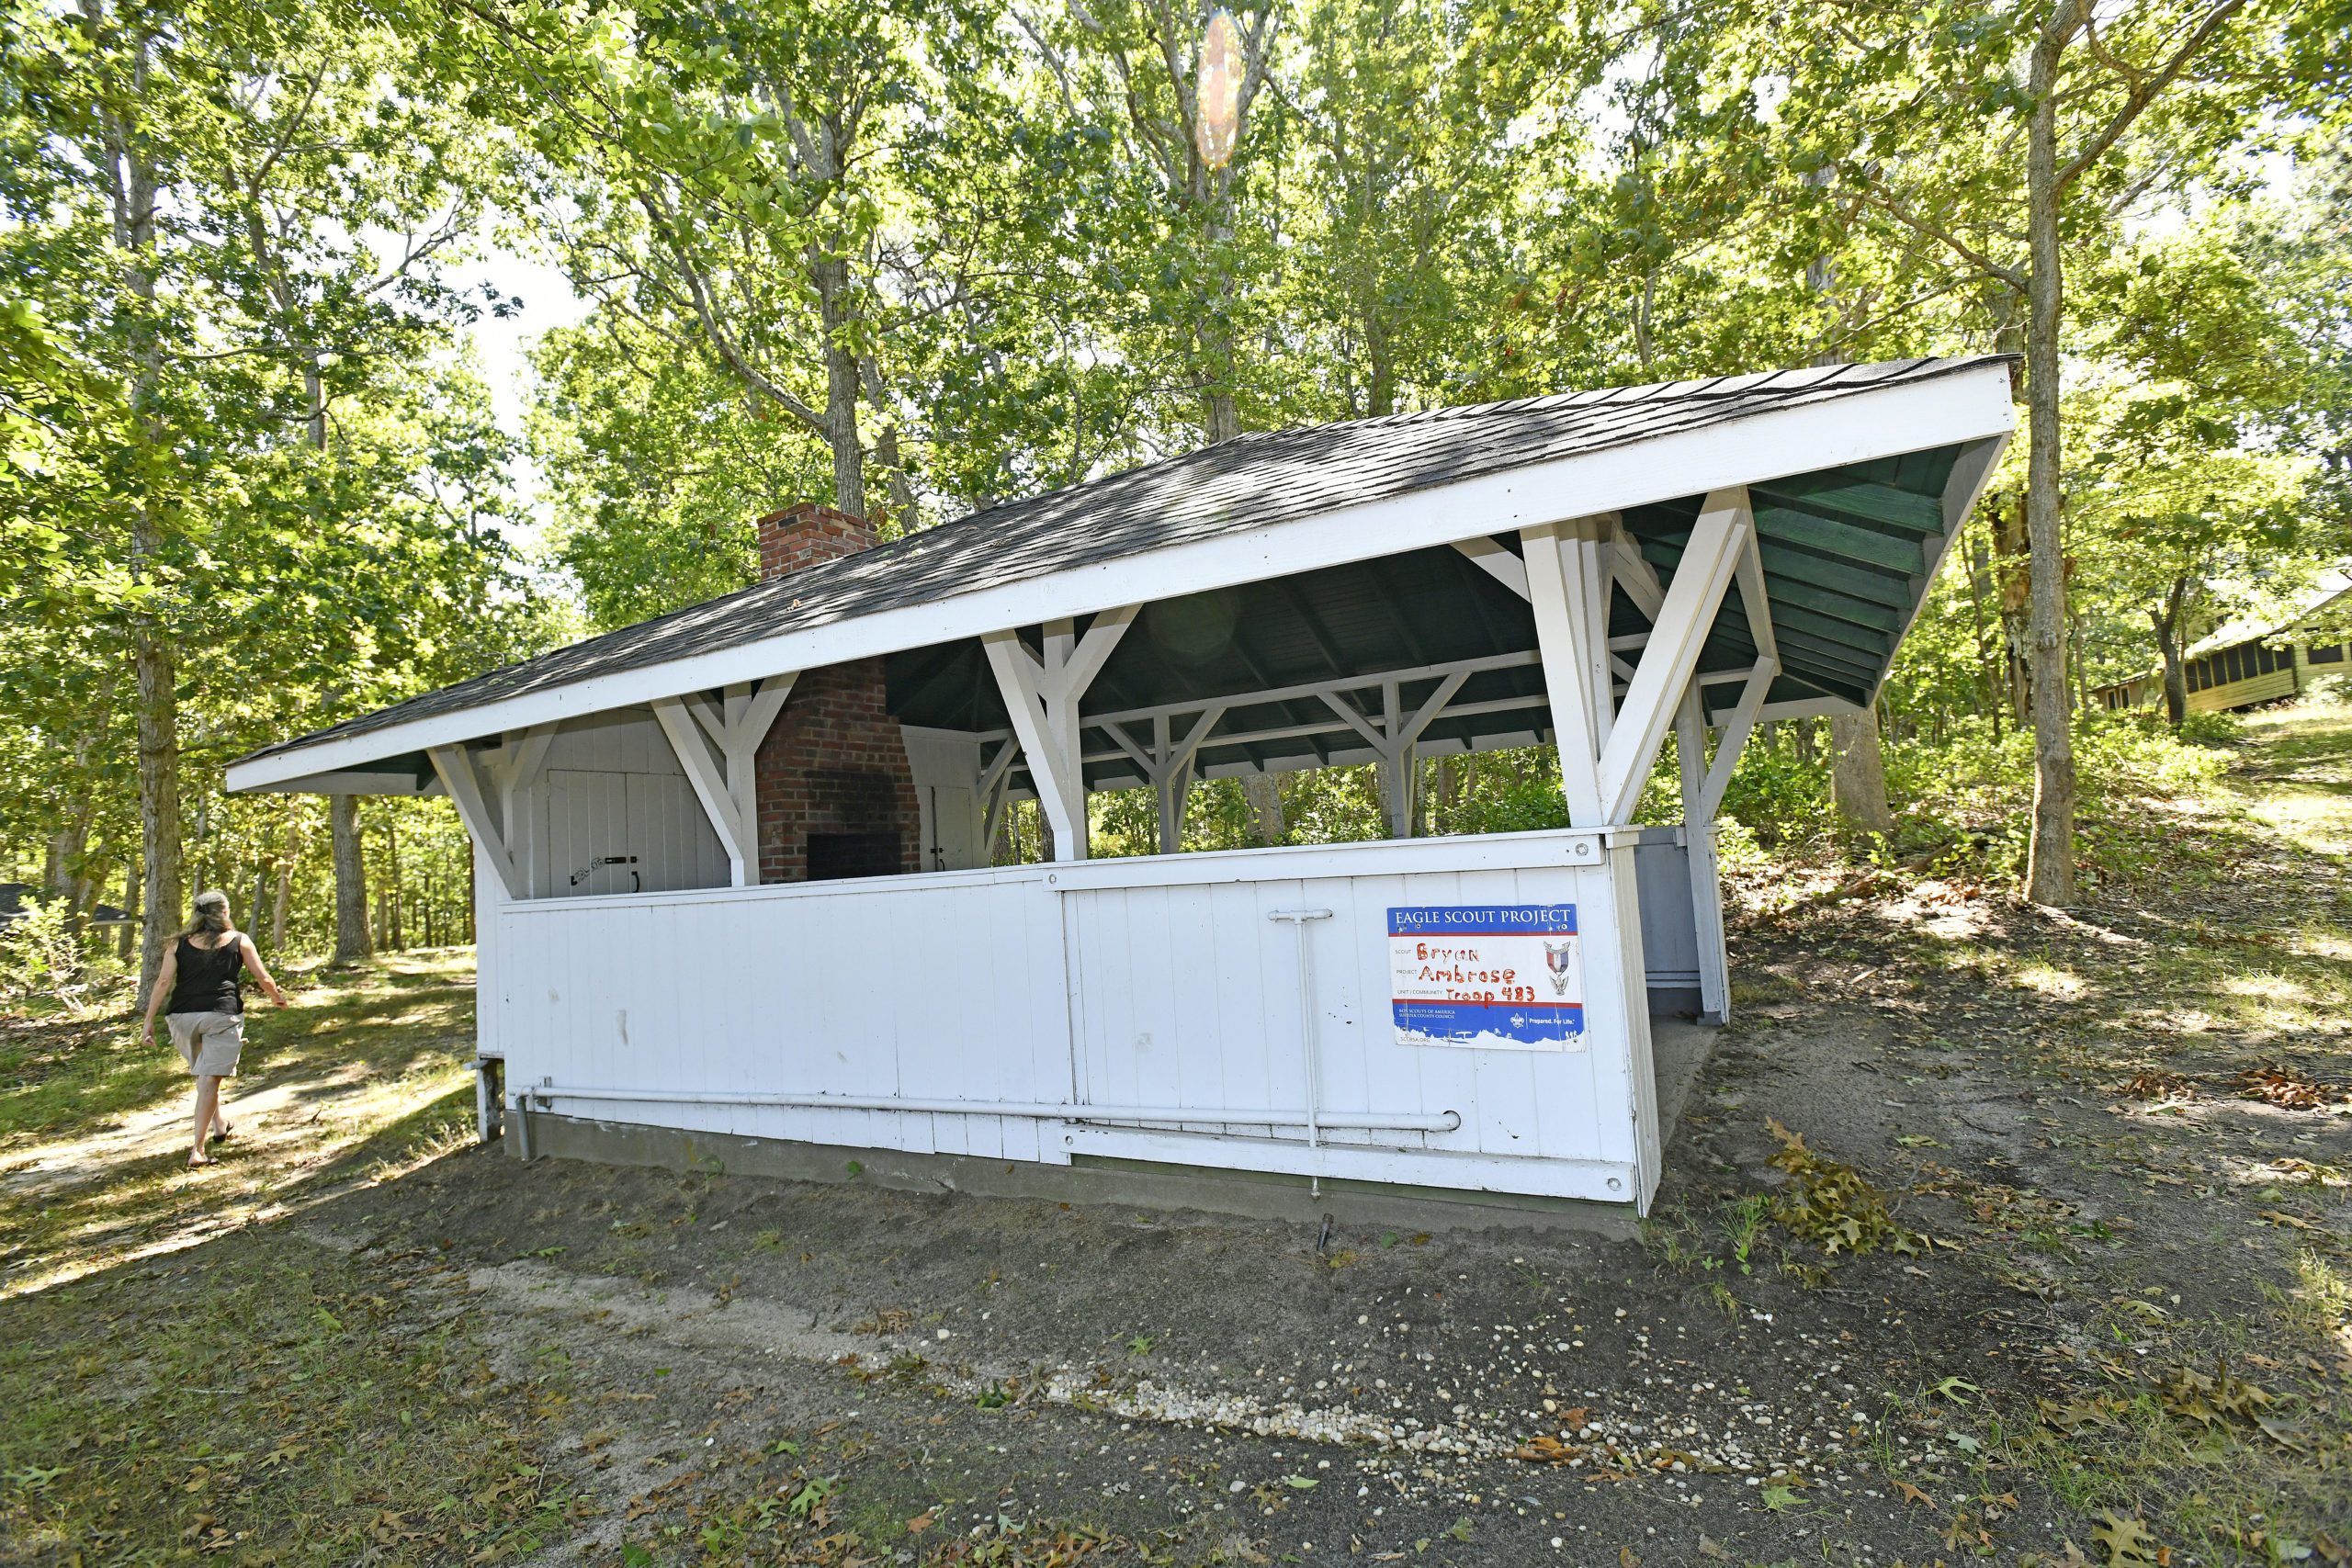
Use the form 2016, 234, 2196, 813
167, 934, 245, 1015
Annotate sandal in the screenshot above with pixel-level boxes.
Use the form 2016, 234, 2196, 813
187, 1151, 213, 1169
210, 1122, 236, 1144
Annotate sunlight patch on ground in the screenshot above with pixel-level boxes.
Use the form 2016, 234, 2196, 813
2246, 788, 2352, 859
2220, 972, 2312, 1002
2012, 962, 2086, 998
2, 1067, 470, 1296
0, 952, 481, 1301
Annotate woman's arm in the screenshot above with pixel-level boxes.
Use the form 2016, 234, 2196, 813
239, 934, 288, 1008
142, 943, 178, 1042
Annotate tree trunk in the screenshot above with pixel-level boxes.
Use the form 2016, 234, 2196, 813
1793, 718, 1817, 764
2023, 0, 2081, 906
1242, 773, 1285, 846
271, 808, 296, 953
331, 794, 369, 963
385, 818, 403, 951
805, 109, 866, 522
135, 637, 184, 1008
118, 852, 138, 964
1197, 197, 1243, 443
1967, 518, 2003, 741
1829, 708, 1895, 834
97, 12, 181, 1010
1365, 313, 1395, 419
2152, 577, 2190, 726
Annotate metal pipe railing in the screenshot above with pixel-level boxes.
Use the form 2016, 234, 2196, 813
518, 1082, 1459, 1134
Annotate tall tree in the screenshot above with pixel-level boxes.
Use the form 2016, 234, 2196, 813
1272, 0, 1577, 419
1019, 0, 1278, 444
1739, 0, 2284, 901
4, 0, 537, 989
481, 0, 988, 519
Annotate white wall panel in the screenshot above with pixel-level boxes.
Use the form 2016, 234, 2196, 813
1056, 845, 1639, 1191
493, 866, 1074, 1162
493, 829, 1663, 1209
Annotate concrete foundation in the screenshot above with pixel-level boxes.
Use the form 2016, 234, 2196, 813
503, 1021, 1719, 1240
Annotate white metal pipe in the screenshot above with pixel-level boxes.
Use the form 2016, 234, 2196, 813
1266, 908, 1337, 1151
522, 1082, 1459, 1134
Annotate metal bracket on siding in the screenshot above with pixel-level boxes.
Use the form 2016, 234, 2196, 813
1266, 908, 1335, 1193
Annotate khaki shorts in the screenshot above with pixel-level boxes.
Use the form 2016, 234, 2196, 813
167, 1011, 244, 1077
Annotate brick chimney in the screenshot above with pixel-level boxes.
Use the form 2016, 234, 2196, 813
758, 502, 876, 581
746, 502, 920, 883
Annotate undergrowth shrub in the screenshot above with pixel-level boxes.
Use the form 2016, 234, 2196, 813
0, 897, 109, 1013
2171, 707, 2245, 748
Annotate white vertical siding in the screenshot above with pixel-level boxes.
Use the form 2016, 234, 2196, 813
525, 709, 728, 899
492, 829, 1659, 1207
495, 865, 1073, 1161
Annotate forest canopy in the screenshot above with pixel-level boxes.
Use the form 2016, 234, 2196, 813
4, 0, 2348, 997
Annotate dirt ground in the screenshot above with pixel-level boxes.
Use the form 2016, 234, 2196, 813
5, 707, 2348, 1568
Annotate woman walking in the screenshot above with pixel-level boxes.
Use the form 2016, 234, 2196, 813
141, 890, 288, 1168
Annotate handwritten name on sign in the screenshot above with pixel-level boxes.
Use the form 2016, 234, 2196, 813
1387, 905, 1583, 1051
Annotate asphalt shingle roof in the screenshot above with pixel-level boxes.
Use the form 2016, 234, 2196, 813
238, 355, 2001, 770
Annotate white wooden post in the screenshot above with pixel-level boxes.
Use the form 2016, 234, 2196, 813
983, 606, 1138, 861
653, 674, 796, 887
1596, 488, 1752, 824
1521, 515, 1616, 825
1152, 711, 1221, 852
1311, 671, 1465, 838
1674, 684, 1729, 1025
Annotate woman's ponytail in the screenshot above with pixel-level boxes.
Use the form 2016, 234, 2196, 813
184, 890, 232, 938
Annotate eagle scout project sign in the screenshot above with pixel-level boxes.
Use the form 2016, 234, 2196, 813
1387, 904, 1583, 1050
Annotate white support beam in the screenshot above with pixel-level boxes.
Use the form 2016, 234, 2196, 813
1149, 716, 1188, 854
1100, 718, 1159, 779
983, 608, 1138, 860
477, 721, 558, 897
1452, 536, 1529, 599
1314, 687, 1394, 754
1609, 516, 1666, 621
1674, 685, 1708, 823
984, 632, 1070, 853
651, 673, 795, 887
1145, 707, 1226, 853
653, 699, 749, 883
1164, 705, 1226, 774
1595, 488, 1752, 824
1694, 657, 1775, 827
1059, 604, 1140, 702
981, 763, 1014, 861
429, 744, 524, 900
1667, 683, 1725, 1022
1382, 682, 1409, 832
1078, 694, 1546, 770
1733, 528, 1779, 673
